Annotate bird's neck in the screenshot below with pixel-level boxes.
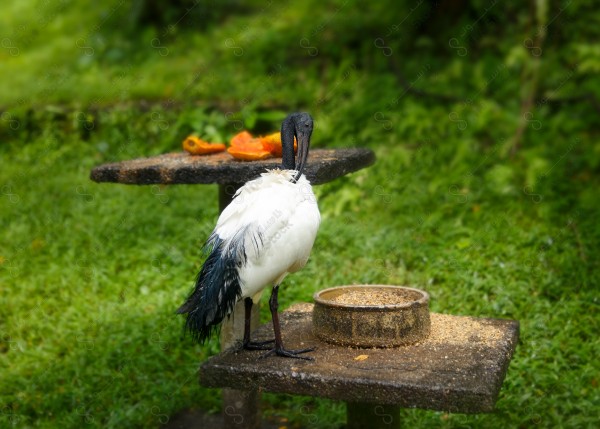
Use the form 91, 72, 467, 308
281, 117, 296, 171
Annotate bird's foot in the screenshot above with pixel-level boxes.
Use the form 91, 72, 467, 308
260, 346, 316, 360
242, 339, 275, 351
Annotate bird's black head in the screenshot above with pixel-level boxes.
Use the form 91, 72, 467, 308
281, 112, 313, 182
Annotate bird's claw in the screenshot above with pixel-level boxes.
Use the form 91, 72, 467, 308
242, 339, 275, 351
259, 346, 316, 360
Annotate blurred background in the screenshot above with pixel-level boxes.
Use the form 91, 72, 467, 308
1, 0, 598, 427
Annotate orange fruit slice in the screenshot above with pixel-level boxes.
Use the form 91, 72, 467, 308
227, 147, 272, 161
260, 132, 283, 156
260, 132, 297, 157
230, 131, 254, 147
183, 136, 226, 155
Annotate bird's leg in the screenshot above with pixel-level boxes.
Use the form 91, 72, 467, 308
260, 286, 315, 360
242, 297, 274, 351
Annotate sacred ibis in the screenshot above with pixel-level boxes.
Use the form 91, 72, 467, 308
177, 112, 320, 359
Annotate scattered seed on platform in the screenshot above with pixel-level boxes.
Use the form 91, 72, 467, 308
330, 288, 419, 306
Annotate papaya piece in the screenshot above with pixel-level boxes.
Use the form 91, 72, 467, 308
228, 131, 273, 160
260, 132, 283, 156
230, 131, 254, 147
227, 146, 272, 161
231, 137, 265, 152
183, 136, 226, 155
260, 132, 297, 157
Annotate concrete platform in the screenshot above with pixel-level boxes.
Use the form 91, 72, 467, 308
90, 148, 375, 185
200, 303, 519, 414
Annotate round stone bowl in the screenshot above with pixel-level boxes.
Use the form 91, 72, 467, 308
312, 285, 431, 348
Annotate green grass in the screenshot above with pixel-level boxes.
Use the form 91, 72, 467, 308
2, 0, 600, 428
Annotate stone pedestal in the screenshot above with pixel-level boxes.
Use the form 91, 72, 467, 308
201, 304, 519, 428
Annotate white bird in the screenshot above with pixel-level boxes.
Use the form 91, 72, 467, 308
177, 112, 320, 359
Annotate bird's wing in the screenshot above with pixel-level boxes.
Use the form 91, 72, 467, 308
213, 177, 295, 250
235, 190, 320, 297
210, 170, 319, 267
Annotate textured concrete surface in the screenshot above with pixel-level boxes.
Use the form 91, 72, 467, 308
200, 303, 519, 414
90, 148, 375, 185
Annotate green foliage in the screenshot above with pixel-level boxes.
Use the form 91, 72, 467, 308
1, 0, 599, 428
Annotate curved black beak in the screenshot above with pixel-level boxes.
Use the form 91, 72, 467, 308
293, 126, 311, 182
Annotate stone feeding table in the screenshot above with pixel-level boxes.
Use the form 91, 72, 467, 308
201, 303, 519, 429
90, 149, 374, 211
90, 147, 376, 428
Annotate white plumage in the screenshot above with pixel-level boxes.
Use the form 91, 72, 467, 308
217, 170, 320, 302
178, 112, 320, 359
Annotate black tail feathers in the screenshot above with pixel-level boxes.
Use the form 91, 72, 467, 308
177, 234, 243, 343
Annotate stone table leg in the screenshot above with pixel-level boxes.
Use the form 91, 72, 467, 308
218, 183, 244, 213
218, 183, 262, 429
220, 300, 261, 429
346, 403, 401, 429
